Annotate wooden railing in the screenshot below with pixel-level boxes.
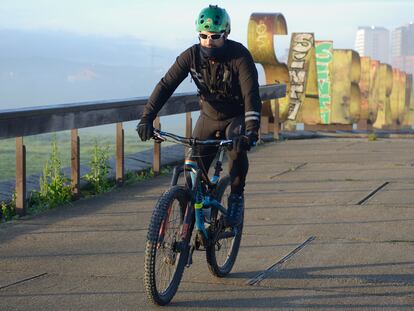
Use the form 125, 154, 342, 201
0, 84, 286, 215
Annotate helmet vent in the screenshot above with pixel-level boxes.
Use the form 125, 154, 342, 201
200, 19, 204, 24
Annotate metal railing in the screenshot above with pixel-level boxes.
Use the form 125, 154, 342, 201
0, 84, 286, 215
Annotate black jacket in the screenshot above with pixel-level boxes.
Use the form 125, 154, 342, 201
141, 40, 261, 132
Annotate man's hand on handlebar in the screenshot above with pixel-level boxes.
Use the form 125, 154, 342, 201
232, 131, 258, 153
136, 118, 154, 141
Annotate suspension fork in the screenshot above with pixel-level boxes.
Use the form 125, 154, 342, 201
158, 203, 174, 246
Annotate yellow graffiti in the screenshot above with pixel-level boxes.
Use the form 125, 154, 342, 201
248, 13, 289, 123
246, 12, 414, 128
359, 57, 371, 121
403, 74, 414, 126
373, 64, 393, 128
331, 50, 361, 124
368, 60, 380, 123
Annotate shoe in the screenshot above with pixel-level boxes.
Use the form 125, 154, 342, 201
225, 193, 244, 227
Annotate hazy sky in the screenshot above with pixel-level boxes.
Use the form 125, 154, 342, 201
1, 0, 413, 53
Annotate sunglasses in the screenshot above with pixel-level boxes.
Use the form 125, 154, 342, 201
199, 33, 225, 40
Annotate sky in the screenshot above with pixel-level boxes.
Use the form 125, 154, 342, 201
1, 0, 414, 53
0, 0, 413, 110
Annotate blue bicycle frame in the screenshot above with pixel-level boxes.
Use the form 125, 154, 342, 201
184, 146, 228, 240
153, 129, 233, 245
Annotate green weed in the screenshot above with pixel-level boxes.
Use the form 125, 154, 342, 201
83, 139, 112, 194
29, 137, 72, 211
0, 193, 17, 222
368, 133, 377, 141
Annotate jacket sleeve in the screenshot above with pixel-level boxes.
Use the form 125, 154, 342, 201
141, 47, 192, 121
237, 47, 262, 133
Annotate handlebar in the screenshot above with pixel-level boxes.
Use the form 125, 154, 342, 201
153, 129, 233, 147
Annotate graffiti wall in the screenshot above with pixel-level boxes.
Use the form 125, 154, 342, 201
359, 57, 371, 121
368, 60, 380, 123
373, 64, 393, 128
331, 50, 361, 124
248, 12, 414, 129
287, 33, 316, 121
247, 13, 289, 122
403, 74, 414, 126
315, 41, 333, 124
390, 69, 406, 124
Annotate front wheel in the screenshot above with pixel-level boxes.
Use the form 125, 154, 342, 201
143, 186, 191, 306
206, 175, 244, 277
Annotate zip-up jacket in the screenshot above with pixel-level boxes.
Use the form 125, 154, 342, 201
141, 39, 261, 132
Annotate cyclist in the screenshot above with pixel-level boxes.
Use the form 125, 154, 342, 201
137, 5, 261, 227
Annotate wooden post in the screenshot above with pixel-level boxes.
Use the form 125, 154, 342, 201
273, 101, 280, 140
116, 123, 124, 185
15, 137, 26, 216
153, 117, 161, 175
356, 119, 366, 131
260, 116, 269, 135
185, 112, 192, 155
71, 129, 80, 198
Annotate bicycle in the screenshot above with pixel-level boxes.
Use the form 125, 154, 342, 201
143, 129, 244, 306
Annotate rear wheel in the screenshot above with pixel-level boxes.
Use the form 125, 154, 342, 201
143, 186, 191, 305
206, 176, 244, 277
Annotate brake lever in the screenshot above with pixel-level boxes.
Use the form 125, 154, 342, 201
152, 131, 166, 143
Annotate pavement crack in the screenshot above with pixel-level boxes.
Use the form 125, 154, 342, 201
247, 236, 316, 286
269, 162, 308, 179
356, 181, 389, 205
0, 272, 48, 290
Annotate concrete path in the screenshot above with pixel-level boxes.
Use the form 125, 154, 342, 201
1, 138, 414, 310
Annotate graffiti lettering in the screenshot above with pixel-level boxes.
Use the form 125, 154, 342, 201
290, 70, 306, 84
315, 41, 333, 124
254, 22, 268, 60
288, 33, 315, 120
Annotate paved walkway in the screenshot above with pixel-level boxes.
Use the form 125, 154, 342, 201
1, 138, 414, 310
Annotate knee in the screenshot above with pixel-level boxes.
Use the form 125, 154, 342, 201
228, 149, 246, 161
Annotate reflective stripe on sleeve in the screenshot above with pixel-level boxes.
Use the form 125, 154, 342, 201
245, 111, 260, 117
245, 116, 260, 122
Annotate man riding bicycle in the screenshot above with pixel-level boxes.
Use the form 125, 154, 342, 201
137, 5, 261, 228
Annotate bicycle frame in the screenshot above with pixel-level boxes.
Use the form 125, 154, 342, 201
186, 147, 228, 241
154, 130, 232, 246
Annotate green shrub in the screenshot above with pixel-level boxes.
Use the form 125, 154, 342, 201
1, 193, 17, 221
83, 139, 112, 194
124, 166, 172, 185
368, 133, 377, 141
29, 137, 72, 210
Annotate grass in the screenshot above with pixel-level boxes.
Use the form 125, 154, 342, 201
367, 133, 378, 141
0, 131, 156, 182
0, 135, 174, 221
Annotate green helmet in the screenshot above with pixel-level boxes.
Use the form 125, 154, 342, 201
195, 5, 231, 34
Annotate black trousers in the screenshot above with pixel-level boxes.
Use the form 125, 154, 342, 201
188, 113, 249, 195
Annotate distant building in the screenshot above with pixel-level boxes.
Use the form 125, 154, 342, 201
354, 26, 390, 64
391, 22, 414, 74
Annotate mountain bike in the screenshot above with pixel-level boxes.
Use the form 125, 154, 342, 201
143, 129, 244, 306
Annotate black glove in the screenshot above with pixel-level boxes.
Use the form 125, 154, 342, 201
232, 131, 258, 153
136, 117, 154, 141
247, 131, 258, 147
